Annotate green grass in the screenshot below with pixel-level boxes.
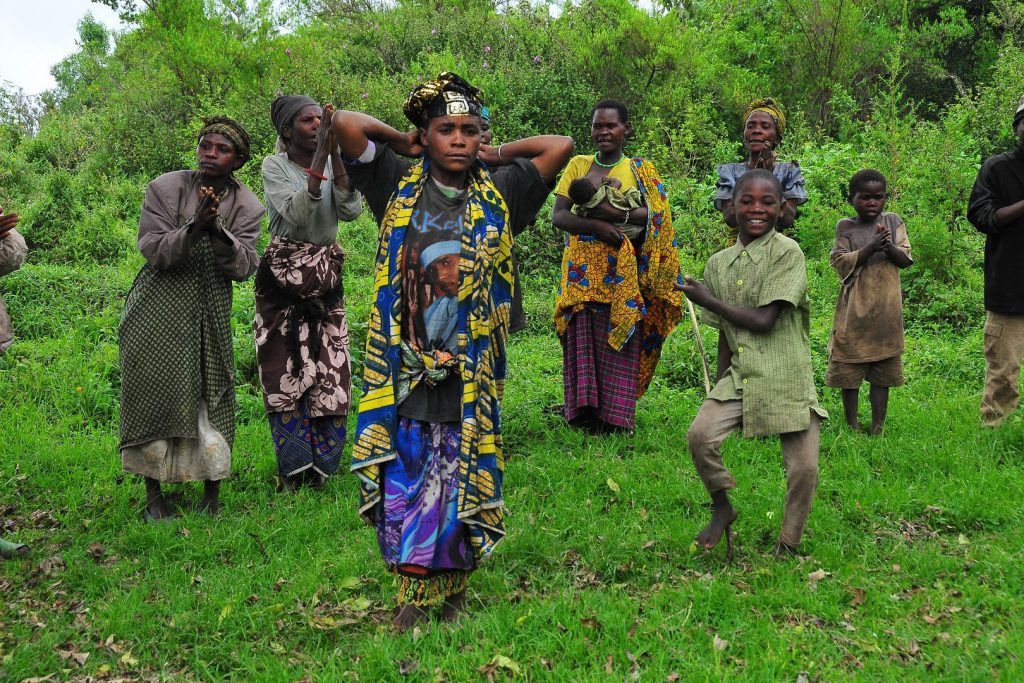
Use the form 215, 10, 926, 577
2, 215, 1023, 680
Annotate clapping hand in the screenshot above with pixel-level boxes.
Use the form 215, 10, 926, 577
195, 187, 220, 229
316, 103, 335, 154
754, 140, 776, 171
873, 222, 891, 252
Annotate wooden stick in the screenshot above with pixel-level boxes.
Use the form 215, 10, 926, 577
686, 297, 711, 395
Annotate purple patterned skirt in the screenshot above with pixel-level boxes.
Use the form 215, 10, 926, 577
376, 417, 474, 605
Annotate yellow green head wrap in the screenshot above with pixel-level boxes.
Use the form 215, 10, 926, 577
743, 98, 786, 139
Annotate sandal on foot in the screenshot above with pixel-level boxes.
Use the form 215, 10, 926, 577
0, 538, 30, 559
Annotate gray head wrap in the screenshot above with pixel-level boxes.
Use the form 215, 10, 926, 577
270, 95, 319, 137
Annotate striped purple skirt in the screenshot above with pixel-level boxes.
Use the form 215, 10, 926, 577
562, 305, 640, 430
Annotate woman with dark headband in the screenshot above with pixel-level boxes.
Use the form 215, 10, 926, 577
551, 99, 682, 433
119, 117, 265, 521
334, 72, 572, 630
715, 98, 807, 233
255, 96, 362, 492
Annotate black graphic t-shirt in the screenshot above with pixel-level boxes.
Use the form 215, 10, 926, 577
348, 144, 550, 421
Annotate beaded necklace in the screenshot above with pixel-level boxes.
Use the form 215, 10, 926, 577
593, 152, 624, 168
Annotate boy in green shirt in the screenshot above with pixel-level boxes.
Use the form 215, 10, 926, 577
679, 170, 827, 558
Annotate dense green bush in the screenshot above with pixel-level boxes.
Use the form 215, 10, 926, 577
2, 0, 1024, 328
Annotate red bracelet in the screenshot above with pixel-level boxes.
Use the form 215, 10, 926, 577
304, 167, 328, 181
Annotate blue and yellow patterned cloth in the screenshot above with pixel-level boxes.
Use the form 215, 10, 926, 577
351, 156, 513, 561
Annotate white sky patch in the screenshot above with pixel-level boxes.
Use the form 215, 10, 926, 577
0, 1, 657, 96
0, 0, 123, 96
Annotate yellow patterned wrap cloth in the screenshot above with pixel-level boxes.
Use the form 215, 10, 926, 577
554, 157, 682, 397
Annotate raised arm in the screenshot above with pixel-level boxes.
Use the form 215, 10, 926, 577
478, 135, 573, 186
330, 110, 423, 160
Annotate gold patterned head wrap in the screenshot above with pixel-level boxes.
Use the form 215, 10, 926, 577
197, 116, 251, 164
403, 72, 484, 126
743, 98, 786, 139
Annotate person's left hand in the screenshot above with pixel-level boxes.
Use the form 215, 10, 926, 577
315, 103, 335, 155
675, 275, 714, 307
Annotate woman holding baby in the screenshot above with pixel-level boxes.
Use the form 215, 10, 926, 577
551, 99, 681, 433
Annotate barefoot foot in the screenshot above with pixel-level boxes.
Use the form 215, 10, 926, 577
772, 540, 799, 558
143, 478, 174, 521
393, 604, 429, 632
441, 589, 467, 623
695, 501, 738, 551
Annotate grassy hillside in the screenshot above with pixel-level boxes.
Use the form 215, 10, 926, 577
1, 203, 1023, 679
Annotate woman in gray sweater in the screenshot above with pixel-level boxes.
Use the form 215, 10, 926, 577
255, 96, 362, 491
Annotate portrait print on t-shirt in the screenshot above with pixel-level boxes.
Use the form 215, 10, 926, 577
402, 181, 467, 353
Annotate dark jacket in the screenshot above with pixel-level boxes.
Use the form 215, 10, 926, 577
967, 147, 1024, 314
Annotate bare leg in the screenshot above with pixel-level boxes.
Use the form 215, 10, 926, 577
687, 399, 743, 560
393, 604, 430, 632
777, 413, 821, 549
441, 589, 467, 623
695, 489, 738, 557
868, 384, 889, 435
200, 480, 221, 516
144, 477, 173, 520
841, 388, 860, 431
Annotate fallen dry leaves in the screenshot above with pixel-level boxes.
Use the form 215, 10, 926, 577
478, 654, 521, 681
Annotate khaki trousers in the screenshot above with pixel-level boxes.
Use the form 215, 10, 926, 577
981, 311, 1024, 427
686, 399, 820, 547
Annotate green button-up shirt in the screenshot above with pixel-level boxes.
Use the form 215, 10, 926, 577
701, 230, 827, 437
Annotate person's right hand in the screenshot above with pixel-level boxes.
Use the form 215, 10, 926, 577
674, 275, 715, 309
0, 208, 18, 238
590, 219, 625, 247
